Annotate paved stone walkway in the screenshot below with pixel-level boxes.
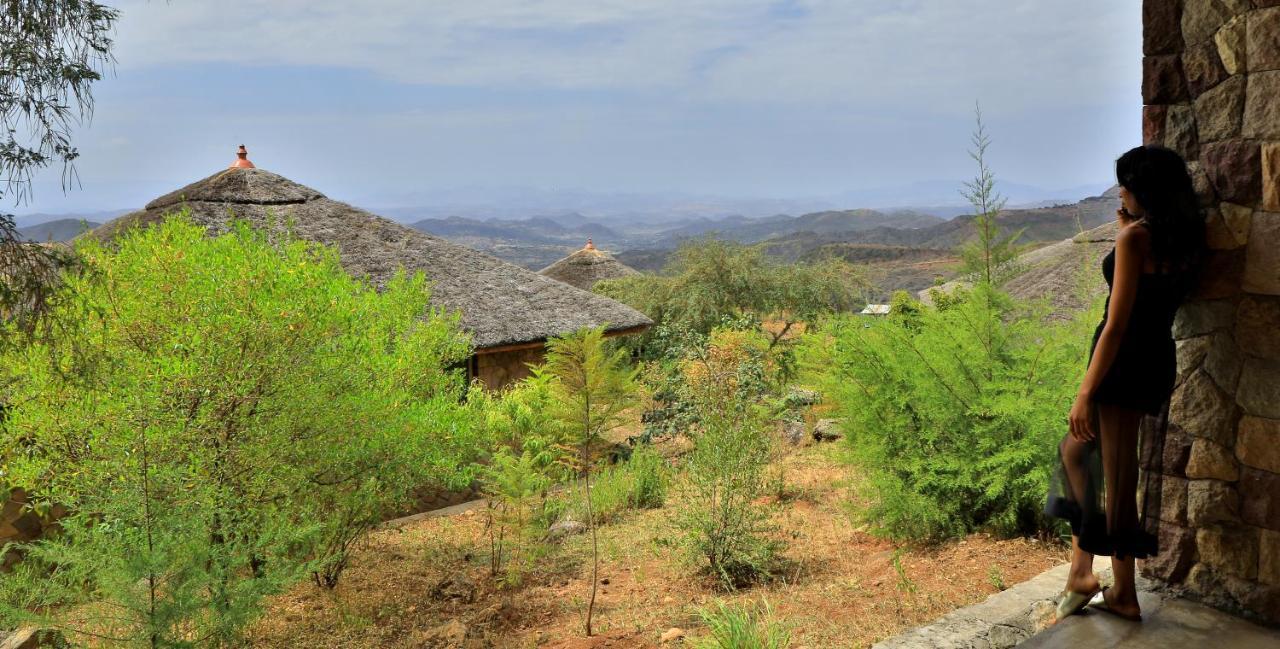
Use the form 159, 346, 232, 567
874, 563, 1280, 649
1021, 586, 1280, 649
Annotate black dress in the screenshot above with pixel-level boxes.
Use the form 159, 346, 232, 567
1044, 239, 1188, 559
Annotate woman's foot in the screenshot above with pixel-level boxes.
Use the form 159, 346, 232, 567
1065, 571, 1101, 597
1090, 587, 1142, 621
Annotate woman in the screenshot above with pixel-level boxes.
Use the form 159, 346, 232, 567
1047, 145, 1205, 623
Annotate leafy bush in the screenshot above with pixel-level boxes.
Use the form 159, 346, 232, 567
0, 215, 475, 645
677, 329, 782, 590
482, 446, 555, 586
570, 443, 669, 524
694, 600, 791, 649
808, 284, 1096, 541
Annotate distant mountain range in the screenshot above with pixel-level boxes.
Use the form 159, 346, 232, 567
16, 218, 103, 242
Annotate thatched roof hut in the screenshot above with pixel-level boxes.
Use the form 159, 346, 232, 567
919, 221, 1115, 319
91, 152, 652, 388
539, 239, 640, 291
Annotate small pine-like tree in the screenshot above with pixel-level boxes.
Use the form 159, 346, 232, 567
541, 327, 639, 636
959, 103, 1023, 287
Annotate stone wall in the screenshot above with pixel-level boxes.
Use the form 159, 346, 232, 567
1141, 0, 1280, 624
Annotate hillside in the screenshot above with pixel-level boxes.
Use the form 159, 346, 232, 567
17, 218, 102, 242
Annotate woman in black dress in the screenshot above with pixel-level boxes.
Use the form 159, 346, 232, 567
1047, 145, 1205, 622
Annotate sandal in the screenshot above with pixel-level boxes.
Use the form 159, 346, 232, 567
1087, 587, 1143, 622
1055, 585, 1101, 622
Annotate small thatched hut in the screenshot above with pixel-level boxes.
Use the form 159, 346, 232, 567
91, 149, 651, 389
539, 239, 640, 292
918, 220, 1115, 318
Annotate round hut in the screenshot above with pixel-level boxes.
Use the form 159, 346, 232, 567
90, 148, 652, 389
539, 239, 640, 292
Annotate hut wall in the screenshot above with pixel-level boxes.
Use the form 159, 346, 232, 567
474, 345, 546, 391
1140, 0, 1280, 623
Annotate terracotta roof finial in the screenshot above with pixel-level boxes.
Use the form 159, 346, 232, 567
230, 145, 256, 169
584, 238, 595, 250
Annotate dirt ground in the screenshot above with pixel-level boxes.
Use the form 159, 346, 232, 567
250, 442, 1067, 649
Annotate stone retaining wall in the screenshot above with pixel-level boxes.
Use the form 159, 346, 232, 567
1141, 0, 1280, 624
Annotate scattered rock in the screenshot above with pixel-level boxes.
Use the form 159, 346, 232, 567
781, 420, 807, 446
0, 629, 66, 649
546, 516, 586, 542
430, 574, 478, 604
660, 627, 686, 643
812, 418, 843, 442
414, 620, 491, 649
785, 387, 821, 406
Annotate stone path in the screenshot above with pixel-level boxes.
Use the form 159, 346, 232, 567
874, 562, 1280, 649
1021, 586, 1280, 649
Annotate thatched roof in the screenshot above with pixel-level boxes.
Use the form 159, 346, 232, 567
539, 240, 640, 291
91, 167, 651, 350
919, 221, 1116, 319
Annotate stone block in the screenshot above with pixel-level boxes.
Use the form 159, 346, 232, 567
1144, 104, 1169, 145
1203, 330, 1243, 391
1262, 528, 1280, 585
1215, 13, 1248, 74
1238, 415, 1280, 474
1184, 40, 1229, 95
1173, 298, 1235, 338
1244, 211, 1280, 295
1236, 295, 1280, 360
1144, 55, 1190, 104
1240, 357, 1280, 418
1189, 160, 1217, 206
1220, 202, 1252, 248
1188, 478, 1241, 526
1264, 142, 1280, 212
1244, 71, 1280, 139
1143, 521, 1196, 582
1185, 562, 1224, 598
1187, 438, 1241, 481
1162, 475, 1190, 525
1248, 7, 1280, 71
1184, 0, 1248, 46
1165, 103, 1199, 160
1146, 0, 1185, 55
1202, 139, 1262, 204
1170, 369, 1237, 443
1197, 524, 1259, 579
1192, 248, 1245, 299
1227, 579, 1280, 625
1240, 466, 1280, 530
1165, 422, 1196, 475
1177, 334, 1212, 378
1193, 74, 1245, 141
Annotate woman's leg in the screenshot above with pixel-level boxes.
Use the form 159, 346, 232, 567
1097, 402, 1144, 616
1059, 435, 1099, 594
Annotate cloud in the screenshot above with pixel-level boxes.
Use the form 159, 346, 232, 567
110, 0, 1139, 114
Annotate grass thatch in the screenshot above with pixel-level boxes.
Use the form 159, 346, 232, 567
539, 244, 640, 292
91, 168, 652, 350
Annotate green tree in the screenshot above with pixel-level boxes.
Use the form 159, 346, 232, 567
959, 104, 1023, 286
0, 215, 475, 647
541, 327, 639, 636
595, 239, 866, 360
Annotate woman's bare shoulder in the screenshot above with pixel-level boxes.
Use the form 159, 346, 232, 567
1116, 221, 1152, 249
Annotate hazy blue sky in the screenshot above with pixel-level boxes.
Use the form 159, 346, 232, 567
18, 0, 1142, 214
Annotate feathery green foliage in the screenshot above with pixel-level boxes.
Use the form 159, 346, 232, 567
808, 285, 1096, 541
0, 215, 475, 646
541, 326, 640, 636
959, 105, 1023, 286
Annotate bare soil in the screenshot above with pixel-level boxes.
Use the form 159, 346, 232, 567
250, 442, 1066, 649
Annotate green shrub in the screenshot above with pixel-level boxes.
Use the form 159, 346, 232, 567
677, 329, 782, 590
808, 284, 1096, 541
694, 600, 790, 649
0, 215, 475, 646
570, 443, 669, 524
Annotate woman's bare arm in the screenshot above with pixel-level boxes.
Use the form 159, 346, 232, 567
1069, 223, 1148, 441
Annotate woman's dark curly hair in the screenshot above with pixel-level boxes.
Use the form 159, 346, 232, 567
1115, 145, 1206, 276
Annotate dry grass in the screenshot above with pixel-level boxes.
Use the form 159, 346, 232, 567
250, 442, 1066, 649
